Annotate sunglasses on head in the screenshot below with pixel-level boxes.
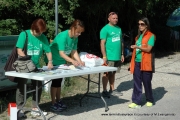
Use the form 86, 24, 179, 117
108, 12, 117, 16
138, 23, 146, 26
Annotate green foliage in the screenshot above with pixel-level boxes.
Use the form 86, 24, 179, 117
58, 0, 80, 24
46, 20, 63, 39
0, 0, 80, 39
0, 19, 19, 36
64, 77, 76, 87
0, 0, 180, 51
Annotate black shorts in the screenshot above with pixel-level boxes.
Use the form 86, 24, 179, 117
45, 64, 63, 87
46, 64, 63, 87
51, 78, 63, 87
104, 61, 121, 74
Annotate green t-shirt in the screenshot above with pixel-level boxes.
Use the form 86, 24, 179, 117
50, 30, 78, 65
100, 24, 122, 61
135, 34, 155, 62
16, 30, 51, 68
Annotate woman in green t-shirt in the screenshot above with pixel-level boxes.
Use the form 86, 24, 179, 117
49, 19, 85, 112
129, 17, 155, 109
15, 18, 53, 118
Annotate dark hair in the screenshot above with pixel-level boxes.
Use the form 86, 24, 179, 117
70, 19, 84, 32
31, 19, 47, 33
139, 17, 150, 30
137, 17, 150, 38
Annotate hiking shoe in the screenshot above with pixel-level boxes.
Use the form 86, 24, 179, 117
109, 89, 123, 96
102, 90, 110, 98
146, 102, 153, 107
17, 109, 27, 119
128, 103, 141, 108
50, 103, 64, 112
31, 108, 47, 117
57, 100, 67, 109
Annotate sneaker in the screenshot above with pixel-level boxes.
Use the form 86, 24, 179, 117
50, 103, 64, 112
31, 108, 47, 117
102, 90, 110, 98
128, 103, 141, 108
146, 102, 153, 107
109, 89, 123, 96
57, 100, 67, 109
17, 109, 27, 119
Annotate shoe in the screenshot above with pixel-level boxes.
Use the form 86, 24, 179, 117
102, 90, 110, 98
109, 89, 123, 96
31, 108, 47, 117
146, 102, 153, 107
17, 109, 27, 119
128, 103, 141, 108
57, 100, 67, 109
50, 103, 64, 112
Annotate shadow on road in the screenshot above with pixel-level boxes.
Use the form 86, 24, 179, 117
116, 79, 133, 92
141, 87, 167, 105
155, 70, 180, 76
39, 92, 129, 118
153, 87, 168, 103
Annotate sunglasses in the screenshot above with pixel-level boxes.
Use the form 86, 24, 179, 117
108, 12, 118, 16
138, 23, 146, 26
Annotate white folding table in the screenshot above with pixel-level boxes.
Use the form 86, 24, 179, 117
5, 66, 117, 120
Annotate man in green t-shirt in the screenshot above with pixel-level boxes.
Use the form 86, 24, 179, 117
100, 12, 124, 98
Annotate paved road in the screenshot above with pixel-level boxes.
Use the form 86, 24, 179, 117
31, 53, 180, 120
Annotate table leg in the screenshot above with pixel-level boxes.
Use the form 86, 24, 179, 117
17, 84, 28, 116
98, 73, 109, 112
35, 81, 46, 120
17, 82, 46, 119
79, 74, 90, 106
79, 73, 109, 112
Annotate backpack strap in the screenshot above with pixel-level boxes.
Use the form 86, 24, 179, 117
23, 30, 28, 55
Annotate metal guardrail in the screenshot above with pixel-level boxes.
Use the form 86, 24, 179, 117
0, 35, 19, 91
0, 35, 19, 47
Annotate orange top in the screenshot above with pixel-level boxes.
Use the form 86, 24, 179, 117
130, 31, 155, 74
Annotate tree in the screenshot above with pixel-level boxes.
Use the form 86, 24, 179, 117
0, 0, 80, 39
0, 0, 180, 52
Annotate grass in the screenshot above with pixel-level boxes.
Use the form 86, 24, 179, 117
0, 73, 100, 119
